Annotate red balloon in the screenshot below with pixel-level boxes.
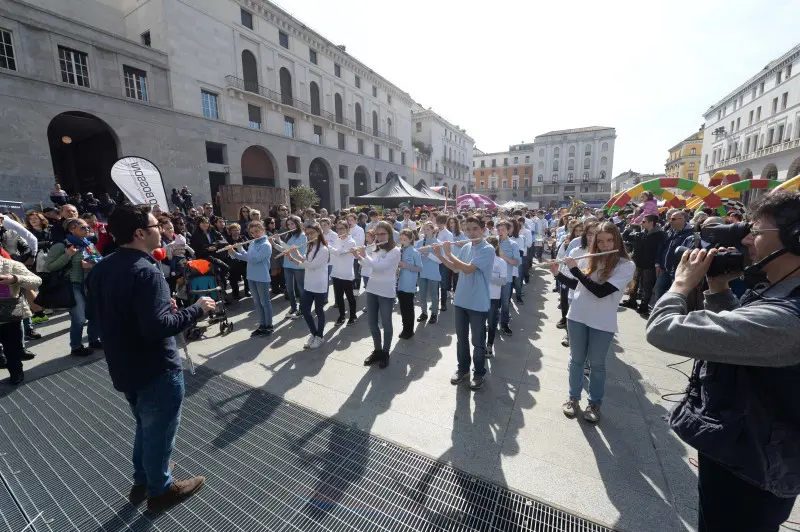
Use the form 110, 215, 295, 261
152, 248, 167, 261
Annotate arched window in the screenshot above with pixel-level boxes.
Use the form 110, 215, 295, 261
372, 110, 378, 134
242, 50, 258, 92
537, 174, 543, 182
539, 148, 545, 157
552, 160, 559, 171
553, 147, 560, 158
690, 148, 697, 155
387, 117, 392, 137
309, 81, 320, 115
585, 144, 592, 156
354, 102, 362, 131
568, 158, 574, 170
279, 67, 293, 106
334, 93, 343, 124
600, 170, 606, 179
568, 146, 575, 157
601, 142, 608, 152
600, 156, 608, 165
568, 172, 574, 182
583, 157, 590, 169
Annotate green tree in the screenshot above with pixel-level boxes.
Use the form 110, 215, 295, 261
289, 185, 320, 211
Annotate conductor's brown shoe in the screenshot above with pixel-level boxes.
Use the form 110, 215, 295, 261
146, 476, 205, 513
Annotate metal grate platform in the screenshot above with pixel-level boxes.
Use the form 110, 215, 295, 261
0, 361, 615, 532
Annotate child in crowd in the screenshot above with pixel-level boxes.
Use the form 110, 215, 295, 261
485, 236, 508, 357
397, 229, 422, 339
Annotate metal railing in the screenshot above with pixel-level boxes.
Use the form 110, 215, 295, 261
704, 138, 800, 172
225, 75, 403, 146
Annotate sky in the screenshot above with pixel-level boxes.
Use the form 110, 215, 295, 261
274, 0, 799, 178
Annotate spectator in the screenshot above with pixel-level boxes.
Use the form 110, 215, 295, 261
622, 214, 665, 318
180, 186, 193, 212
49, 183, 68, 206
238, 206, 251, 229
0, 254, 42, 385
50, 204, 79, 243
224, 223, 249, 300
82, 213, 112, 255
654, 211, 693, 301
99, 192, 116, 219
189, 217, 222, 259
227, 220, 273, 335
171, 188, 184, 213
84, 192, 101, 216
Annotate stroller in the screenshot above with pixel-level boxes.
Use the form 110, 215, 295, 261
178, 258, 233, 340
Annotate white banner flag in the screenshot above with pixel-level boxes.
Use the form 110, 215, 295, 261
110, 156, 168, 209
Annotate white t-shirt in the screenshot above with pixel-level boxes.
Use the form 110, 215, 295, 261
564, 245, 590, 301
567, 258, 635, 333
364, 246, 401, 299
511, 235, 526, 257
329, 235, 355, 280
349, 224, 365, 246
323, 230, 338, 246
399, 219, 417, 230
489, 256, 507, 300
437, 227, 453, 243
301, 245, 330, 294
359, 249, 374, 278
520, 227, 533, 249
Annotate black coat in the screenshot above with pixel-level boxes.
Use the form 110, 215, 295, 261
623, 225, 665, 269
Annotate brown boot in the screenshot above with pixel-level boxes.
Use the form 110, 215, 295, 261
129, 461, 175, 506
146, 475, 205, 513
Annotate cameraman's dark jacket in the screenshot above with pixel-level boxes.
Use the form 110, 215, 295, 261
655, 226, 692, 275
646, 279, 800, 496
622, 225, 664, 269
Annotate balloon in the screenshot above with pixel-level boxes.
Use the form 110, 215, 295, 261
152, 248, 167, 261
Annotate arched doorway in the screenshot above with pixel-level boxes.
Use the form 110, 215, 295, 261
309, 158, 331, 210
354, 103, 362, 131
334, 93, 343, 124
279, 67, 293, 106
741, 168, 755, 204
242, 50, 258, 92
309, 81, 320, 115
761, 163, 778, 180
241, 146, 276, 187
387, 171, 398, 182
47, 111, 120, 195
788, 158, 800, 180
354, 166, 369, 196
417, 178, 427, 187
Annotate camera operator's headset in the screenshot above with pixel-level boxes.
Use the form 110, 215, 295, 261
746, 202, 800, 300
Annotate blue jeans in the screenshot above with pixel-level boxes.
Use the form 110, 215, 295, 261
300, 290, 326, 337
654, 271, 673, 302
284, 267, 305, 313
500, 282, 512, 325
70, 282, 99, 349
567, 319, 615, 405
124, 369, 184, 497
366, 292, 393, 352
417, 278, 440, 316
455, 305, 487, 376
487, 298, 500, 345
362, 276, 369, 288
249, 280, 272, 327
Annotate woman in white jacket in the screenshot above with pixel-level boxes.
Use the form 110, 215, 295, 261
329, 220, 358, 326
0, 256, 42, 385
286, 222, 329, 349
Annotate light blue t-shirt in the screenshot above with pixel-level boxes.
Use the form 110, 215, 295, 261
398, 245, 422, 293
565, 236, 582, 256
282, 233, 307, 269
498, 237, 520, 281
453, 240, 494, 312
415, 237, 441, 281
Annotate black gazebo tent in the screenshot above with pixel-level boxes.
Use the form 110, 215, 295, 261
349, 174, 445, 208
413, 181, 448, 203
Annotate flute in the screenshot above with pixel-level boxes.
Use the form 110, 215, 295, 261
351, 240, 389, 253
417, 236, 485, 252
534, 249, 619, 268
279, 238, 318, 258
216, 238, 257, 253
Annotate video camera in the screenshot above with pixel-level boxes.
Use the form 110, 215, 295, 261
674, 222, 751, 277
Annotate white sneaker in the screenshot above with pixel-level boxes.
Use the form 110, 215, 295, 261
303, 334, 314, 349
310, 336, 325, 349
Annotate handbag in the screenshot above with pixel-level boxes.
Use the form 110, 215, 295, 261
0, 285, 23, 322
33, 269, 76, 309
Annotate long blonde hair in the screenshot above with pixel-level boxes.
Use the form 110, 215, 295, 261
584, 222, 629, 282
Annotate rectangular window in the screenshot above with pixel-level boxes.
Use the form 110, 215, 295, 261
772, 97, 778, 115
339, 165, 347, 179
760, 82, 765, 95
309, 49, 317, 64
778, 124, 785, 143
777, 71, 783, 84
491, 159, 496, 167
354, 75, 360, 88
757, 106, 762, 121
401, 152, 406, 166
525, 155, 530, 163
688, 172, 694, 180
205, 142, 226, 164
279, 31, 289, 49
767, 128, 774, 146
502, 181, 507, 189
416, 122, 421, 132
284, 116, 295, 137
334, 63, 341, 77
357, 138, 364, 155
503, 157, 508, 166
788, 64, 793, 79
374, 144, 380, 159
752, 87, 757, 100
338, 132, 346, 150
372, 85, 377, 97
58, 46, 90, 87
0, 29, 14, 71
513, 157, 518, 164
201, 90, 218, 119
241, 9, 253, 30
736, 117, 740, 131
749, 110, 754, 125
313, 125, 322, 144
248, 105, 262, 129
123, 66, 148, 101
744, 138, 750, 154
387, 94, 392, 104
782, 92, 788, 110
140, 31, 151, 47
388, 148, 394, 163
375, 171, 382, 183
480, 161, 485, 168
287, 156, 299, 173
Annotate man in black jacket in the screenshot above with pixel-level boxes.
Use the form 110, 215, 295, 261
654, 211, 693, 301
622, 214, 665, 317
89, 205, 215, 513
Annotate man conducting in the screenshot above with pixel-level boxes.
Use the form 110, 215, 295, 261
90, 205, 216, 513
646, 191, 800, 532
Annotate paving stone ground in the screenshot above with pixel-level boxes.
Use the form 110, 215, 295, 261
4, 268, 799, 531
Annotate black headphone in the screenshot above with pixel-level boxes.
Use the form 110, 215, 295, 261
775, 202, 800, 256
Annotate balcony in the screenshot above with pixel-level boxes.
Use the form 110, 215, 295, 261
704, 138, 800, 172
225, 75, 403, 147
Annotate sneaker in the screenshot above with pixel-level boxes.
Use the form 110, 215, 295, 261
146, 476, 205, 513
290, 311, 303, 320
335, 316, 346, 326
309, 336, 325, 349
440, 303, 447, 312
130, 462, 175, 505
469, 375, 485, 390
428, 315, 438, 324
583, 404, 601, 423
286, 309, 297, 319
21, 350, 35, 361
364, 350, 382, 366
416, 314, 428, 323
31, 315, 49, 325
25, 330, 42, 341
561, 335, 570, 347
346, 316, 357, 327
620, 299, 638, 309
71, 346, 93, 357
88, 340, 103, 350
638, 309, 651, 319
486, 344, 494, 358
303, 335, 315, 349
516, 299, 524, 306
251, 326, 266, 337
261, 327, 273, 337
501, 325, 513, 336
378, 351, 390, 369
450, 371, 469, 385
562, 399, 580, 418
556, 317, 567, 329
265, 325, 275, 333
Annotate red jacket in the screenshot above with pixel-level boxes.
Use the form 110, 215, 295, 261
90, 223, 113, 254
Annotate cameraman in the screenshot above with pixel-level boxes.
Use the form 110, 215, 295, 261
646, 191, 800, 532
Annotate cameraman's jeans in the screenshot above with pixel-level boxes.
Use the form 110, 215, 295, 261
697, 453, 794, 532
